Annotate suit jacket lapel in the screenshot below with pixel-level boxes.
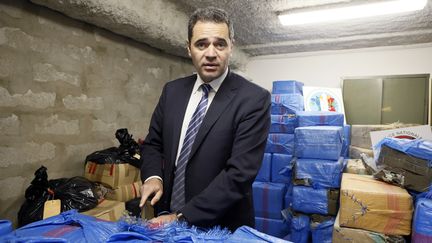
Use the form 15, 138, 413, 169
189, 71, 239, 160
170, 75, 196, 165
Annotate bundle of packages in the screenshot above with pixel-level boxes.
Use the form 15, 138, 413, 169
341, 124, 351, 158
344, 159, 370, 175
292, 186, 339, 216
271, 94, 304, 115
82, 199, 126, 221
272, 80, 304, 95
295, 126, 343, 160
85, 128, 142, 201
255, 217, 290, 239
310, 215, 335, 243
270, 114, 297, 133
375, 138, 432, 192
293, 157, 345, 188
296, 111, 344, 127
252, 182, 286, 219
255, 153, 271, 182
412, 198, 432, 243
339, 173, 413, 235
1, 210, 120, 243
265, 133, 295, 154
332, 211, 405, 243
271, 153, 293, 183
289, 213, 310, 243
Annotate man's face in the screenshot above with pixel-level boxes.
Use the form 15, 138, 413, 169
188, 21, 233, 83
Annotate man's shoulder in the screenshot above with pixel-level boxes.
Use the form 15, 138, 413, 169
165, 73, 197, 88
229, 71, 269, 96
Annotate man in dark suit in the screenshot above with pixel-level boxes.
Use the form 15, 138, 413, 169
139, 6, 270, 231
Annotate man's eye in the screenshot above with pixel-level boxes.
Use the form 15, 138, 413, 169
215, 42, 227, 49
196, 43, 207, 49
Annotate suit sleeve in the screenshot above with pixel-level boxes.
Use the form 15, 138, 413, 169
181, 87, 271, 225
140, 84, 167, 182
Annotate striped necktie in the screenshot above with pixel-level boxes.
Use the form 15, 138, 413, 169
170, 83, 212, 212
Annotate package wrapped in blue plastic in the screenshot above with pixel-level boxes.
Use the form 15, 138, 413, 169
311, 217, 335, 243
254, 217, 290, 240
271, 154, 293, 183
253, 182, 286, 219
375, 138, 432, 193
110, 219, 232, 243
0, 220, 12, 237
296, 111, 344, 127
256, 153, 272, 182
295, 126, 343, 160
412, 198, 432, 243
270, 115, 297, 134
294, 157, 345, 188
230, 225, 291, 243
0, 210, 120, 243
376, 137, 432, 162
266, 133, 294, 154
271, 94, 304, 115
284, 184, 294, 209
289, 214, 310, 243
341, 125, 351, 158
292, 186, 339, 216
272, 80, 304, 95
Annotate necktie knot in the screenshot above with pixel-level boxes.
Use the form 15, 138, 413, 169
201, 84, 211, 97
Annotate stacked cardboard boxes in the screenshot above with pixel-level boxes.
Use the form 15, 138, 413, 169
83, 161, 146, 221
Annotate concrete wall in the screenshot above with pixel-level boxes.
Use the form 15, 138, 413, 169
245, 44, 432, 91
0, 0, 194, 225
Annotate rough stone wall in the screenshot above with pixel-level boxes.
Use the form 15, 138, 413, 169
0, 0, 194, 226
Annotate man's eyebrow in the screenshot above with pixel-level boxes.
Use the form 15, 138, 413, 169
193, 37, 228, 43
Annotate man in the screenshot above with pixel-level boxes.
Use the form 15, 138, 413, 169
139, 6, 270, 231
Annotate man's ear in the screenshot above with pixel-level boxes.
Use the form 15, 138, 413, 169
187, 41, 192, 57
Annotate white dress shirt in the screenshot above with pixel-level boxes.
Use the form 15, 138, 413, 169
175, 68, 228, 165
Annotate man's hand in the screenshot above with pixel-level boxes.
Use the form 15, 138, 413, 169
139, 178, 163, 207
149, 213, 177, 224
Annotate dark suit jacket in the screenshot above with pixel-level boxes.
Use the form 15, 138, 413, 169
140, 70, 270, 231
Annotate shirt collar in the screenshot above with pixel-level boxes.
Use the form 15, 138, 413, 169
193, 68, 228, 94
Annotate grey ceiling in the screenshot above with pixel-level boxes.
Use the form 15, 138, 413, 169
31, 0, 432, 67
173, 0, 432, 56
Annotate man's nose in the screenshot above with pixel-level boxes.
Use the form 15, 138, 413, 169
205, 45, 217, 58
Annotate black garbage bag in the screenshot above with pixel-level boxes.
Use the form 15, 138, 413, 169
49, 176, 98, 212
85, 128, 141, 168
18, 166, 99, 227
18, 166, 50, 227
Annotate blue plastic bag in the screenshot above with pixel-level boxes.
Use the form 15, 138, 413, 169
0, 210, 120, 243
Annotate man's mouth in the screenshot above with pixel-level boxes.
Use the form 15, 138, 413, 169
203, 63, 219, 71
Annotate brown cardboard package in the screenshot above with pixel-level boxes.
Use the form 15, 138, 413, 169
344, 159, 371, 175
333, 211, 405, 243
84, 162, 140, 188
106, 181, 142, 202
339, 173, 413, 235
82, 199, 125, 221
375, 145, 432, 192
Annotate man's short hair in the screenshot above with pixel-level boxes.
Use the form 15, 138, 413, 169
188, 6, 234, 42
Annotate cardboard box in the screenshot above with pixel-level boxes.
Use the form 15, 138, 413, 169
376, 145, 432, 192
339, 173, 413, 235
82, 199, 125, 221
333, 211, 405, 243
344, 159, 370, 175
106, 181, 142, 202
84, 162, 140, 188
